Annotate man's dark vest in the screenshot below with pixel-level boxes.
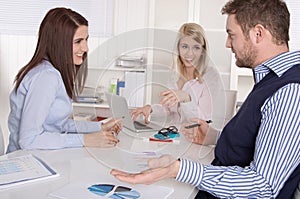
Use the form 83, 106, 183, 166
195, 64, 300, 199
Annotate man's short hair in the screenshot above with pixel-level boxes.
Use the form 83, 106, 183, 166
222, 0, 290, 45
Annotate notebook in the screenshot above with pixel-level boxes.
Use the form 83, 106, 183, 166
105, 93, 162, 133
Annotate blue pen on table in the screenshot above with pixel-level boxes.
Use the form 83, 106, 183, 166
185, 120, 212, 129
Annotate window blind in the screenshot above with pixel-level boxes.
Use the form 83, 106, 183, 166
0, 0, 113, 37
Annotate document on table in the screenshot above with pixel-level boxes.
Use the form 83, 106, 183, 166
50, 157, 173, 199
86, 147, 162, 173
51, 181, 173, 199
0, 154, 59, 189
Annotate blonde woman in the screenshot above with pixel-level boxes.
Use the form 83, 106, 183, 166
132, 23, 217, 125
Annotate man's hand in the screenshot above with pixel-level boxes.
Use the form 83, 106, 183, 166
110, 155, 180, 184
181, 119, 217, 145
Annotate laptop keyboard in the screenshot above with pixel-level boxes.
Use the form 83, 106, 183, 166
133, 121, 153, 130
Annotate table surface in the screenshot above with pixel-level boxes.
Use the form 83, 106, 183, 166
0, 128, 215, 199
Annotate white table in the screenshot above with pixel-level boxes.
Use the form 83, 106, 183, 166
0, 129, 215, 199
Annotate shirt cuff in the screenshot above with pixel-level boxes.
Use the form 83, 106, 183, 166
175, 158, 204, 187
98, 121, 103, 130
65, 134, 84, 147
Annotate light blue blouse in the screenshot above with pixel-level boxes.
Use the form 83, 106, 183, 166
7, 60, 102, 153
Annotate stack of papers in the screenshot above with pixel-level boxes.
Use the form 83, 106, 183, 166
115, 55, 145, 68
0, 154, 59, 189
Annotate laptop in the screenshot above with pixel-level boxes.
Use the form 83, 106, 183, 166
105, 93, 162, 133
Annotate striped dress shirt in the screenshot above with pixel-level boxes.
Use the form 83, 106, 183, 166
176, 51, 300, 198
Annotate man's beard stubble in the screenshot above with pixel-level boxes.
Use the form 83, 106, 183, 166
235, 41, 258, 69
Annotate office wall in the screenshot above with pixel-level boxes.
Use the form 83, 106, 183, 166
0, 0, 231, 150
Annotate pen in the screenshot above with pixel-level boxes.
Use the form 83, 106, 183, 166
185, 120, 213, 129
149, 138, 173, 142
185, 123, 200, 129
143, 137, 180, 144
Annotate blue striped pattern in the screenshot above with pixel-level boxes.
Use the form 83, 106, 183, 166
176, 51, 300, 198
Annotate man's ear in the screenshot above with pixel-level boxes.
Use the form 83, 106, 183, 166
251, 24, 265, 43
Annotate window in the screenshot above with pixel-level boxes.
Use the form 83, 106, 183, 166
286, 0, 300, 50
0, 0, 113, 37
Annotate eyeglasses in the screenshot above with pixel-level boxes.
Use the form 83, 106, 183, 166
88, 184, 140, 198
154, 126, 179, 140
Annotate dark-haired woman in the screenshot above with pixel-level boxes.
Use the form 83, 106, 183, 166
7, 7, 122, 153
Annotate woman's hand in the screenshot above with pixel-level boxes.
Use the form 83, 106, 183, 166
131, 105, 152, 124
101, 118, 123, 134
84, 131, 119, 148
111, 155, 180, 185
181, 119, 217, 145
159, 90, 191, 108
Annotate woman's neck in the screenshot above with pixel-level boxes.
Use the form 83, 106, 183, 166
183, 67, 195, 81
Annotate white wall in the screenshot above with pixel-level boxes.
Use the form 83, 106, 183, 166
0, 35, 37, 150
0, 0, 233, 150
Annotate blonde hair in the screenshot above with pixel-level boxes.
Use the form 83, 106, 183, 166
176, 23, 209, 82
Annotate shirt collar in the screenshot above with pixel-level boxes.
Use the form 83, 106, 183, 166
253, 51, 300, 83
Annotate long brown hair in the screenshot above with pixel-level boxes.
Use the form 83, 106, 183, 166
14, 7, 88, 99
176, 23, 209, 83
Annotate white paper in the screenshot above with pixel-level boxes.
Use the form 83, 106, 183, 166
49, 159, 174, 199
50, 157, 173, 199
86, 147, 161, 173
50, 175, 173, 199
0, 154, 58, 189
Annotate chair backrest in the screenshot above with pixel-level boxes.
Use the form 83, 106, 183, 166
224, 90, 237, 124
210, 89, 237, 129
0, 125, 4, 155
294, 181, 300, 199
203, 66, 237, 129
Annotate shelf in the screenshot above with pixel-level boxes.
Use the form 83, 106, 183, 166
88, 66, 146, 72
72, 101, 139, 109
72, 102, 109, 108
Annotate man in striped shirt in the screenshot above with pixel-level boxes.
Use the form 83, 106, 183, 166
111, 0, 300, 198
